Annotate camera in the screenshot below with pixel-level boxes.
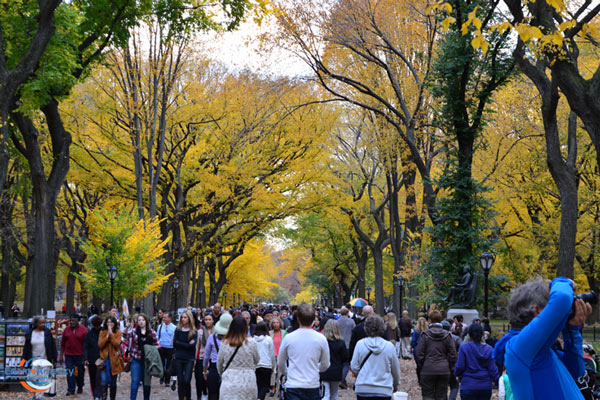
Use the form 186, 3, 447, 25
569, 291, 598, 320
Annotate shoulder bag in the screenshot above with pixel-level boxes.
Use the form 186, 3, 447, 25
353, 350, 373, 390
221, 346, 240, 374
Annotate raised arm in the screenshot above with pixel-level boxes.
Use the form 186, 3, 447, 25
508, 277, 574, 365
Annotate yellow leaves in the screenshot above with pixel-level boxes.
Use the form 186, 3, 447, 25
471, 32, 489, 54
442, 16, 455, 31
546, 0, 566, 12
426, 1, 452, 15
558, 20, 576, 32
494, 21, 512, 35
515, 23, 543, 42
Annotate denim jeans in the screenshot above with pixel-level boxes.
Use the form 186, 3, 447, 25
460, 389, 492, 400
286, 387, 321, 400
100, 359, 117, 387
65, 355, 84, 394
341, 360, 350, 384
130, 358, 144, 400
174, 358, 194, 400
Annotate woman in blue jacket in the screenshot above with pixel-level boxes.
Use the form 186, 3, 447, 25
455, 324, 499, 400
504, 277, 591, 400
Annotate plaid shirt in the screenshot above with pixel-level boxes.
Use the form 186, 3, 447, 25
123, 328, 158, 360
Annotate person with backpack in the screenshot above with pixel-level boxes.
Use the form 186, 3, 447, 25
217, 316, 260, 399
399, 311, 413, 359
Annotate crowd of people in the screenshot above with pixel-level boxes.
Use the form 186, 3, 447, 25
17, 275, 600, 400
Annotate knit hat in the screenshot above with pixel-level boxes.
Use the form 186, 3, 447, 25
214, 312, 232, 335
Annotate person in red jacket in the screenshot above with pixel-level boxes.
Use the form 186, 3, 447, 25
59, 314, 87, 396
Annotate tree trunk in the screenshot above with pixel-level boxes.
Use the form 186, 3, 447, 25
66, 267, 76, 316
12, 100, 71, 317
372, 247, 385, 315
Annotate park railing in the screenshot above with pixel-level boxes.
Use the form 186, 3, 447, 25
492, 323, 600, 343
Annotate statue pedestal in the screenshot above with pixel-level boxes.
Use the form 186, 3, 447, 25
447, 308, 479, 325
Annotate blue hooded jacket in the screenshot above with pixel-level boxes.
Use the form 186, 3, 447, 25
455, 341, 499, 390
504, 277, 585, 400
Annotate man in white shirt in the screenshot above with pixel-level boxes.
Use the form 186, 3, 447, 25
278, 303, 330, 400
157, 312, 177, 386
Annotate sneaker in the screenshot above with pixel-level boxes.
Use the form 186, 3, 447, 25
171, 379, 177, 391
159, 377, 164, 385
339, 382, 348, 389
77, 388, 83, 394
65, 393, 74, 397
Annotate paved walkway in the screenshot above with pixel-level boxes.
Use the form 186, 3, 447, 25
0, 358, 498, 399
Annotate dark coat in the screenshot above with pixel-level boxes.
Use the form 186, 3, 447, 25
83, 327, 101, 362
22, 327, 57, 364
399, 317, 412, 337
349, 320, 367, 359
320, 339, 349, 382
416, 323, 457, 376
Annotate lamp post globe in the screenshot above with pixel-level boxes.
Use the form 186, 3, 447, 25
173, 278, 179, 314
107, 266, 118, 309
366, 286, 372, 304
480, 251, 495, 318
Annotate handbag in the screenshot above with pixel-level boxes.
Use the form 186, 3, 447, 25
122, 331, 132, 372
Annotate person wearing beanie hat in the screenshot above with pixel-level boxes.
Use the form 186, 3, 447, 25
204, 312, 232, 400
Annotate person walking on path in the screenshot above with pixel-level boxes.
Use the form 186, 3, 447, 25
194, 313, 214, 399
60, 314, 87, 396
351, 315, 402, 400
454, 324, 499, 400
411, 317, 428, 384
173, 310, 197, 400
157, 312, 176, 387
254, 322, 276, 400
125, 313, 158, 400
399, 311, 413, 359
277, 302, 330, 400
84, 315, 103, 399
320, 319, 348, 400
442, 320, 463, 400
23, 316, 58, 399
349, 305, 374, 360
417, 310, 457, 400
384, 312, 401, 351
203, 313, 231, 400
337, 307, 355, 390
217, 316, 260, 399
98, 316, 125, 400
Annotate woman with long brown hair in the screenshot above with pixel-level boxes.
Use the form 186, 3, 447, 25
217, 315, 259, 399
173, 310, 197, 400
99, 315, 124, 400
125, 313, 158, 400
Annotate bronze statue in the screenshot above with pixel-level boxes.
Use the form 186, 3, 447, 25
444, 265, 477, 308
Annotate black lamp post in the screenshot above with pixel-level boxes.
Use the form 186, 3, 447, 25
233, 292, 236, 307
108, 266, 118, 309
395, 275, 405, 313
173, 278, 179, 313
224, 291, 228, 308
238, 293, 241, 305
199, 287, 204, 309
480, 251, 495, 317
366, 286, 371, 304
